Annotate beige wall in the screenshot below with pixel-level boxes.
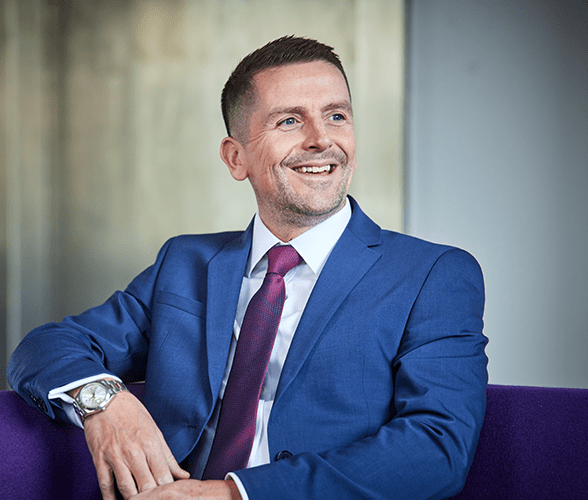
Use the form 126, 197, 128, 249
1, 0, 405, 386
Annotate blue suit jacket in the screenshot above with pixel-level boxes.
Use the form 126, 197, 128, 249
8, 198, 488, 499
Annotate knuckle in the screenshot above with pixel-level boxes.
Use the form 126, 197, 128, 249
96, 468, 113, 485
155, 474, 174, 485
116, 478, 136, 493
123, 446, 143, 462
138, 480, 157, 493
142, 435, 160, 450
98, 478, 113, 491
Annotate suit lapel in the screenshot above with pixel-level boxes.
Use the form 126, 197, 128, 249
205, 224, 252, 399
275, 200, 382, 403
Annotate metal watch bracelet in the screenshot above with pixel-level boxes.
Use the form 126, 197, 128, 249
73, 379, 127, 422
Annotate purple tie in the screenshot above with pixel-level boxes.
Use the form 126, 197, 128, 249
202, 245, 301, 480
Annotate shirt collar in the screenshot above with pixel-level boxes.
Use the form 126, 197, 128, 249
247, 198, 352, 277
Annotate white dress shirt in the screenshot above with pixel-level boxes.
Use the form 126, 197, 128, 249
49, 199, 352, 499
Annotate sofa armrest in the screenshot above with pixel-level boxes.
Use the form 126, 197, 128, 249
0, 382, 145, 500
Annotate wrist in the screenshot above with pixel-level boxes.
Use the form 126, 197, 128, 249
72, 379, 127, 422
225, 478, 243, 500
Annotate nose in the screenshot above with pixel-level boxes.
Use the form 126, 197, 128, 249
302, 119, 333, 152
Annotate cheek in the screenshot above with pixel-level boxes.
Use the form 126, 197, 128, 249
344, 131, 357, 154
331, 128, 356, 156
248, 134, 280, 163
261, 140, 296, 172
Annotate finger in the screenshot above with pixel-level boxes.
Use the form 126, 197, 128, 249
147, 430, 190, 482
144, 448, 175, 487
114, 467, 139, 498
117, 451, 158, 494
171, 461, 191, 480
162, 446, 190, 480
95, 462, 117, 500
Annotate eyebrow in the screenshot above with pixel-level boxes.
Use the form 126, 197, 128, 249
323, 101, 353, 115
264, 106, 306, 124
264, 101, 353, 125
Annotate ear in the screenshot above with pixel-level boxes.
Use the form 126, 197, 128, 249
220, 137, 249, 181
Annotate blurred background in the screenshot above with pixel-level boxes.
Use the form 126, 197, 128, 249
1, 0, 587, 391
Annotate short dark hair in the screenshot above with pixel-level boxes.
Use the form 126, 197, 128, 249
221, 35, 351, 140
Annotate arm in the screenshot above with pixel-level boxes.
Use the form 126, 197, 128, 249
7, 239, 190, 499
235, 248, 488, 499
128, 477, 242, 500
7, 236, 186, 423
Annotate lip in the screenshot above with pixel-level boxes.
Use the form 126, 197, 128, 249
289, 162, 338, 174
282, 150, 348, 174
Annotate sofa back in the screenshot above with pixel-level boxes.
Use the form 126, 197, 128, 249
1, 384, 587, 499
451, 384, 588, 499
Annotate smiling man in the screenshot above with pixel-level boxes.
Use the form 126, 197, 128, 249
8, 36, 488, 500
222, 58, 357, 242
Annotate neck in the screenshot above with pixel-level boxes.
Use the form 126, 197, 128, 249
261, 219, 313, 243
259, 200, 347, 242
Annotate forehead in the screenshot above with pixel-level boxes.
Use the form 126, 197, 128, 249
252, 61, 351, 108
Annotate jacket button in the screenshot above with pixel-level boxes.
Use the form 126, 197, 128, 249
275, 450, 293, 461
28, 392, 47, 413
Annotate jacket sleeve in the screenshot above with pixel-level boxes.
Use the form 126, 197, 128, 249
234, 248, 488, 500
6, 239, 174, 422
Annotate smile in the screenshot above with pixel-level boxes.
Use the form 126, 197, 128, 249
292, 164, 335, 174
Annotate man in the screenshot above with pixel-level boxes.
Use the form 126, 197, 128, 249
8, 36, 488, 500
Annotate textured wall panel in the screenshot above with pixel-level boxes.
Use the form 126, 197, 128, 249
1, 0, 404, 379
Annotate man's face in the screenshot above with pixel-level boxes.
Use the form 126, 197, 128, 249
226, 60, 356, 240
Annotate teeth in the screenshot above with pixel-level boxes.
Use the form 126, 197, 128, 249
297, 165, 333, 174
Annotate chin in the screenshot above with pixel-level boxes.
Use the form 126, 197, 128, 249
288, 198, 345, 221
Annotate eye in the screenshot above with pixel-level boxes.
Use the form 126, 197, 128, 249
279, 117, 297, 127
329, 113, 345, 122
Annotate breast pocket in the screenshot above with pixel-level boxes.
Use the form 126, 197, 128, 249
148, 291, 207, 366
155, 290, 206, 317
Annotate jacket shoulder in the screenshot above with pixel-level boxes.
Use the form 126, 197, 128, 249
165, 231, 245, 257
373, 230, 483, 286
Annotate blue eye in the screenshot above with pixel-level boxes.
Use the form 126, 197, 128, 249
330, 113, 344, 121
281, 117, 296, 126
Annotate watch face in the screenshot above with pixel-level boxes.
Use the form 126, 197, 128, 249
79, 383, 108, 409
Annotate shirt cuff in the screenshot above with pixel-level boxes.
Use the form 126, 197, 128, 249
48, 373, 123, 428
226, 473, 250, 500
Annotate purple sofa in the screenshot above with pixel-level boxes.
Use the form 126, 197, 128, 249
1, 384, 587, 499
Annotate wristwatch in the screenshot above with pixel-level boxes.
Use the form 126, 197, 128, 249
72, 379, 127, 422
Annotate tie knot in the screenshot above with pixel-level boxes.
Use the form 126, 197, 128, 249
266, 245, 301, 277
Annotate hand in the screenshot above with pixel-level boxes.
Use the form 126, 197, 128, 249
83, 390, 190, 500
129, 479, 242, 500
